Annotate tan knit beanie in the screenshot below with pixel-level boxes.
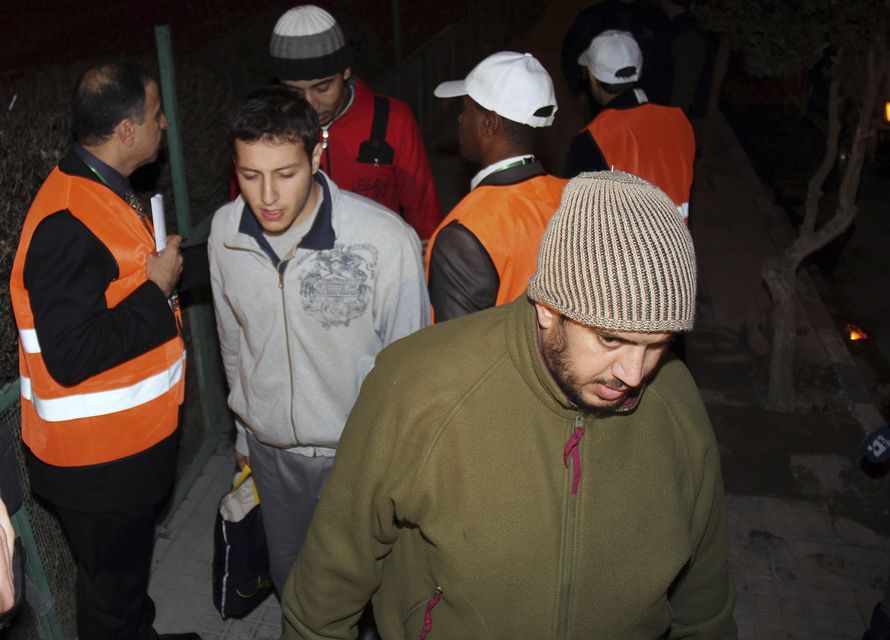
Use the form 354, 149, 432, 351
527, 171, 696, 332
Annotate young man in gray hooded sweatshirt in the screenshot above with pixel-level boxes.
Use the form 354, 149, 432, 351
209, 86, 430, 594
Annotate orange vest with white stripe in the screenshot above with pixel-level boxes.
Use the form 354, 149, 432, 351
10, 168, 186, 467
587, 103, 695, 221
425, 174, 566, 307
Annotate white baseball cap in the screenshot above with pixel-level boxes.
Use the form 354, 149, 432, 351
434, 51, 557, 128
578, 30, 642, 84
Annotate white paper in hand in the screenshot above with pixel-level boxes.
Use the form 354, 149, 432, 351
150, 193, 166, 252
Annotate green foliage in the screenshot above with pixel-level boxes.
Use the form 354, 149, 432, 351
693, 0, 887, 79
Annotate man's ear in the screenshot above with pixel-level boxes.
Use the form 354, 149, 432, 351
116, 118, 136, 148
481, 110, 500, 140
342, 67, 352, 82
309, 141, 323, 175
588, 73, 606, 105
534, 302, 557, 329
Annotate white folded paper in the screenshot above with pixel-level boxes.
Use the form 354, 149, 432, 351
150, 193, 166, 252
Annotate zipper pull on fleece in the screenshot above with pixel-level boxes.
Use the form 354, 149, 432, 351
419, 586, 443, 640
563, 419, 586, 496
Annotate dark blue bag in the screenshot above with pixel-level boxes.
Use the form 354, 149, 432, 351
212, 465, 273, 618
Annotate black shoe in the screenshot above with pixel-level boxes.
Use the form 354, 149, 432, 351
158, 634, 202, 640
864, 603, 890, 640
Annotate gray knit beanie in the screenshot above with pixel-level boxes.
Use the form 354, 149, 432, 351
270, 6, 352, 81
527, 171, 696, 332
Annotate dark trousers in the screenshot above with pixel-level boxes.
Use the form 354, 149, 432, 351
55, 502, 163, 640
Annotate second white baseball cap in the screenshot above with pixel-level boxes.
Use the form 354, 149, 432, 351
578, 30, 643, 84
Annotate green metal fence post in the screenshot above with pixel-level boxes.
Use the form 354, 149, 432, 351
0, 380, 19, 412
153, 24, 229, 525
11, 509, 66, 640
154, 25, 192, 239
2, 379, 68, 639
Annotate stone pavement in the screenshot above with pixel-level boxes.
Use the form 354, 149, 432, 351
150, 447, 283, 640
688, 113, 889, 638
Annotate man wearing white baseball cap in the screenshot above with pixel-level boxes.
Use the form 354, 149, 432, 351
566, 29, 695, 223
424, 51, 567, 322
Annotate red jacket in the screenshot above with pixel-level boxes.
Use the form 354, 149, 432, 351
230, 79, 441, 240
321, 79, 440, 239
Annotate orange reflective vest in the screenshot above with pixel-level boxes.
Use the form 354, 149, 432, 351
425, 173, 566, 308
10, 168, 186, 467
586, 103, 694, 220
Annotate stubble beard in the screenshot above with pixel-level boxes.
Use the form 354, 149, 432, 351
541, 319, 628, 417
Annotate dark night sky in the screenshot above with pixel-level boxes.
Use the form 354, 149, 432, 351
1, 1, 279, 73
0, 1, 462, 75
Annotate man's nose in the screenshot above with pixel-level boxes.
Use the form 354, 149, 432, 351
612, 346, 646, 389
306, 94, 322, 114
261, 178, 277, 205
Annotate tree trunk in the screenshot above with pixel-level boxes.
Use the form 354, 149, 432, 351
762, 62, 842, 409
762, 41, 887, 410
762, 255, 798, 410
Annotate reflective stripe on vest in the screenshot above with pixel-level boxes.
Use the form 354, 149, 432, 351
18, 329, 40, 353
20, 351, 185, 422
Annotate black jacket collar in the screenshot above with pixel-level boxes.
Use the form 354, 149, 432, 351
603, 88, 646, 112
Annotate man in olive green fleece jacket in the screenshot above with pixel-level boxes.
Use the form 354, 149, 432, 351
283, 171, 736, 639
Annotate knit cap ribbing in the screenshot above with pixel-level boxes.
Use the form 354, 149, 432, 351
527, 171, 696, 332
270, 6, 352, 81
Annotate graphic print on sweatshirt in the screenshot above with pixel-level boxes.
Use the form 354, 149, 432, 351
297, 243, 377, 329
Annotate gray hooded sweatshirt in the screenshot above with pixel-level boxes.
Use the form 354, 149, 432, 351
209, 172, 430, 457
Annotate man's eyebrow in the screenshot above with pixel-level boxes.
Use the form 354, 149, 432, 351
311, 77, 337, 88
599, 331, 634, 345
236, 162, 300, 173
593, 329, 675, 347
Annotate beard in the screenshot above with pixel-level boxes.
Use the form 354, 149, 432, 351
540, 317, 640, 417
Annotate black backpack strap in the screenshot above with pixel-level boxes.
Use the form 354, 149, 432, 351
370, 95, 390, 146
357, 95, 395, 166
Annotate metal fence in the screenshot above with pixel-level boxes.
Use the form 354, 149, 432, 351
1, 295, 229, 640
0, 0, 542, 636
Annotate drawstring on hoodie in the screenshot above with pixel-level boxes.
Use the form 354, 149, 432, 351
563, 425, 585, 495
